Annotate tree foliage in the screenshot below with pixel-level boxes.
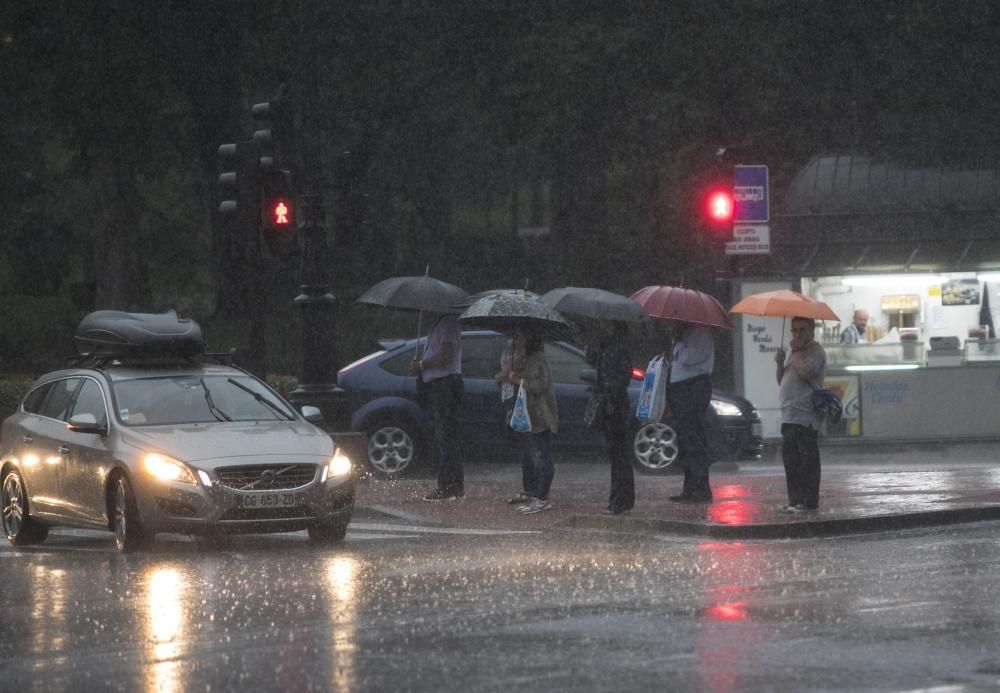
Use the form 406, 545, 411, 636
4, 1, 1000, 372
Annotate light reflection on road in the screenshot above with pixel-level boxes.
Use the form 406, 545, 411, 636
143, 565, 187, 693
31, 566, 67, 663
696, 541, 765, 693
325, 555, 359, 692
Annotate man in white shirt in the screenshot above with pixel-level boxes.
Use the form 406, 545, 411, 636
409, 312, 464, 501
839, 309, 869, 344
666, 320, 715, 503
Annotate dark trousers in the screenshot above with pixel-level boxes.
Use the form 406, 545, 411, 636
666, 374, 713, 499
781, 423, 821, 508
427, 375, 464, 493
522, 430, 553, 500
502, 397, 534, 492
605, 412, 634, 511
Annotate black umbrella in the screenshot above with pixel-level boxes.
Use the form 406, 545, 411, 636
458, 293, 572, 337
980, 282, 996, 339
357, 274, 468, 314
541, 286, 648, 323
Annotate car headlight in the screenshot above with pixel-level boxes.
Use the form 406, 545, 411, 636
324, 448, 353, 481
143, 453, 197, 484
710, 400, 742, 417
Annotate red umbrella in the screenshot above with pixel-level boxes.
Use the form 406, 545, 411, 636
629, 285, 734, 329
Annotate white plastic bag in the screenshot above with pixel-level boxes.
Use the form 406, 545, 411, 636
509, 380, 532, 433
635, 355, 667, 423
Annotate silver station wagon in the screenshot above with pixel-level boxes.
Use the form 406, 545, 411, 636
0, 311, 354, 552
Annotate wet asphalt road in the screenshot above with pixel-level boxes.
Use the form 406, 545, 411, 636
2, 512, 1000, 692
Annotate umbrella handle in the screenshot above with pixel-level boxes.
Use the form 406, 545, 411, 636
780, 317, 786, 350
415, 311, 424, 359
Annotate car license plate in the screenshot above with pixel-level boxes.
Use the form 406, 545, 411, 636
237, 492, 301, 509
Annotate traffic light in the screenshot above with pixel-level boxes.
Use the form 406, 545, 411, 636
251, 98, 292, 159
252, 97, 298, 256
217, 141, 261, 223
695, 163, 735, 236
706, 188, 734, 224
260, 168, 297, 256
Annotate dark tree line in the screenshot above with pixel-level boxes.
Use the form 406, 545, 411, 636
4, 0, 1000, 372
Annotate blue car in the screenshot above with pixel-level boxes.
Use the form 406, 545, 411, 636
337, 331, 763, 477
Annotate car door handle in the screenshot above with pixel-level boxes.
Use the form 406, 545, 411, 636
21, 436, 33, 444
58, 445, 71, 455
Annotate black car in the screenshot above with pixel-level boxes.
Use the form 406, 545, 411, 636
337, 331, 762, 477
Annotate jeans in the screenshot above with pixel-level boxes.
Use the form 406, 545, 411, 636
522, 430, 553, 500
427, 375, 464, 493
781, 423, 821, 508
666, 374, 712, 499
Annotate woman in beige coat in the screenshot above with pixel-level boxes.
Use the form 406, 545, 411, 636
508, 331, 558, 514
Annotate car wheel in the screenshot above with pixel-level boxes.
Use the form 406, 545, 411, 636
112, 475, 150, 553
631, 422, 680, 474
308, 521, 348, 544
365, 418, 423, 477
2, 470, 49, 546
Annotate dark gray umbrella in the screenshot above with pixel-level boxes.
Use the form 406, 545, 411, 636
458, 293, 572, 337
450, 288, 541, 311
541, 287, 648, 323
357, 275, 468, 314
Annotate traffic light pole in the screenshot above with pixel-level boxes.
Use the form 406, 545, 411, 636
291, 193, 338, 388
218, 140, 267, 377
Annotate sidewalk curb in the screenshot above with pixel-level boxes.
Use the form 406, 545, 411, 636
555, 505, 1000, 539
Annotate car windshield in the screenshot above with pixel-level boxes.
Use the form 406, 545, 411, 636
112, 374, 296, 425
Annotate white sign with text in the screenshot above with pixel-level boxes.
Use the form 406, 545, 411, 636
735, 281, 792, 438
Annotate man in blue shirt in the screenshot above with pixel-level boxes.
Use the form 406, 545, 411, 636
409, 312, 464, 501
666, 320, 715, 503
839, 309, 869, 344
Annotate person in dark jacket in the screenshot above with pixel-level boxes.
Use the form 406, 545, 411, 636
588, 322, 634, 515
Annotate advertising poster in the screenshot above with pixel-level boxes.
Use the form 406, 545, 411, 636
941, 278, 980, 306
823, 374, 860, 437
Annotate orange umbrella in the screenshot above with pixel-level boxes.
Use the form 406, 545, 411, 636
729, 289, 838, 321
729, 289, 838, 347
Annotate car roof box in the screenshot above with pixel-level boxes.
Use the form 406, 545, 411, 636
75, 310, 204, 356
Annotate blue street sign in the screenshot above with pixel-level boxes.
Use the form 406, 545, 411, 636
734, 165, 769, 223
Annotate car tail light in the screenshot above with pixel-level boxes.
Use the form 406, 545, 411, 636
631, 368, 645, 380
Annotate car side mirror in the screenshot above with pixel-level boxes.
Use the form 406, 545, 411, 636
580, 368, 597, 384
67, 413, 108, 435
301, 405, 324, 423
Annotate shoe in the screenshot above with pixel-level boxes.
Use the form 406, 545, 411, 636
422, 489, 464, 502
506, 492, 532, 504
518, 498, 552, 514
778, 504, 796, 513
603, 506, 631, 515
788, 504, 818, 513
669, 494, 712, 504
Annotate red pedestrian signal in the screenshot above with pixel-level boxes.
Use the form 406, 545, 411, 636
271, 199, 291, 226
707, 190, 734, 223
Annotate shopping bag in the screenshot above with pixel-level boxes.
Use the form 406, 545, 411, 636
509, 380, 532, 433
811, 387, 843, 424
635, 356, 667, 423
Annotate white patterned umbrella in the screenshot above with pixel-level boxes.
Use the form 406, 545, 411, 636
458, 293, 571, 337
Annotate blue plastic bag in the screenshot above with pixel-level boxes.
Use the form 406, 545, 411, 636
811, 388, 843, 424
635, 355, 667, 423
509, 380, 532, 433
